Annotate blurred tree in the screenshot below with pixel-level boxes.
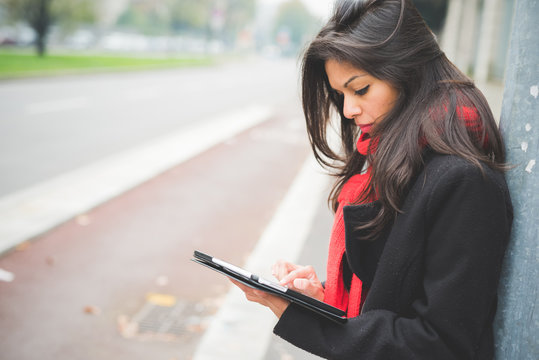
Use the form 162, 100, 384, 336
168, 0, 211, 34
117, 0, 172, 35
118, 0, 255, 48
0, 0, 96, 56
168, 0, 255, 44
220, 0, 255, 45
273, 0, 319, 54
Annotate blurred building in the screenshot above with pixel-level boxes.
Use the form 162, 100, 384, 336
441, 0, 515, 84
97, 0, 130, 29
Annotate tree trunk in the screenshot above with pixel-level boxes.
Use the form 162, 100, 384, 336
31, 0, 51, 57
36, 32, 46, 57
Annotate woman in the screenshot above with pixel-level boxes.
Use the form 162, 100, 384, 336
232, 0, 513, 358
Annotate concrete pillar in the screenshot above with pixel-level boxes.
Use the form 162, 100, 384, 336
455, 0, 479, 74
490, 0, 516, 82
441, 0, 464, 63
494, 0, 539, 358
474, 0, 503, 82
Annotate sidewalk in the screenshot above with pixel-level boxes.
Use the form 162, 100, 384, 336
263, 190, 332, 360
192, 156, 331, 360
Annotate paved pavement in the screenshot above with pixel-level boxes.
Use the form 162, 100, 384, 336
192, 154, 330, 360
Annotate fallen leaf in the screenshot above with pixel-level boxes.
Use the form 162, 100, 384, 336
186, 323, 206, 333
83, 305, 102, 315
15, 242, 30, 252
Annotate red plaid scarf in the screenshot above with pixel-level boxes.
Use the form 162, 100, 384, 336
325, 126, 375, 318
324, 106, 484, 318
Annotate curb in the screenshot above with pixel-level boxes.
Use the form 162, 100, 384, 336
0, 105, 272, 254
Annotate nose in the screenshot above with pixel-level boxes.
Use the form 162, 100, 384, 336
342, 96, 361, 121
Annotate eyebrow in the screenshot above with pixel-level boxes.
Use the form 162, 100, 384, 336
344, 74, 367, 88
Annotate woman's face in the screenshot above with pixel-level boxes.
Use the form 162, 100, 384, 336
325, 59, 399, 131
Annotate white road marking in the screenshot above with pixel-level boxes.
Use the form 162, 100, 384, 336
26, 97, 90, 115
123, 87, 162, 101
192, 155, 330, 360
0, 105, 272, 254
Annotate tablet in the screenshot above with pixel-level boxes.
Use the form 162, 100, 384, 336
192, 250, 347, 324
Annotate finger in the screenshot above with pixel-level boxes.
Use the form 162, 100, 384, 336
271, 260, 288, 279
272, 260, 298, 281
230, 279, 267, 303
230, 279, 259, 296
230, 279, 251, 295
229, 278, 247, 290
245, 290, 265, 302
280, 266, 317, 286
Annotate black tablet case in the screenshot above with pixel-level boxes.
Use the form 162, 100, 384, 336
192, 250, 347, 324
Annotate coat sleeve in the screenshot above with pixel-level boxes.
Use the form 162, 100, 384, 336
273, 162, 512, 360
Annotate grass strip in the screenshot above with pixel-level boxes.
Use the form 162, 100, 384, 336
0, 50, 214, 79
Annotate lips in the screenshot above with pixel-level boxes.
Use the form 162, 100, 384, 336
358, 124, 373, 134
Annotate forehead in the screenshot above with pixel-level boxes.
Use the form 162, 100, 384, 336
325, 59, 368, 85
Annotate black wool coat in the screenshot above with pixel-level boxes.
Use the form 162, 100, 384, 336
273, 154, 513, 360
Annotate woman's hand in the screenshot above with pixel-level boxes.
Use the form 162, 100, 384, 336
272, 260, 325, 302
229, 279, 290, 318
229, 260, 324, 318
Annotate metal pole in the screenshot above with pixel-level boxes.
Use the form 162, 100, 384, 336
494, 0, 539, 358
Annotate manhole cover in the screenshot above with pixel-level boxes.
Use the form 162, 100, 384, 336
118, 293, 217, 341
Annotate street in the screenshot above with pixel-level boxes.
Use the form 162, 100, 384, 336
0, 59, 331, 359
0, 58, 300, 196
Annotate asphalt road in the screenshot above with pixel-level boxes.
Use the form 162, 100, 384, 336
0, 58, 300, 197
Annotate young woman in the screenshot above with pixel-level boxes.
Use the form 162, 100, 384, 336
232, 0, 513, 358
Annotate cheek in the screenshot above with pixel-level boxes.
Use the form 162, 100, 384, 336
367, 97, 391, 119
375, 90, 397, 116
362, 102, 388, 122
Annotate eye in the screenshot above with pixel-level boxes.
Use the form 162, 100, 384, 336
331, 88, 343, 96
355, 85, 370, 96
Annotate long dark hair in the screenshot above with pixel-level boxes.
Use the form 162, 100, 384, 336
301, 0, 506, 238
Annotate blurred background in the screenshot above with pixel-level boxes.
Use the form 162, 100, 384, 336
0, 0, 327, 61
0, 0, 516, 359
